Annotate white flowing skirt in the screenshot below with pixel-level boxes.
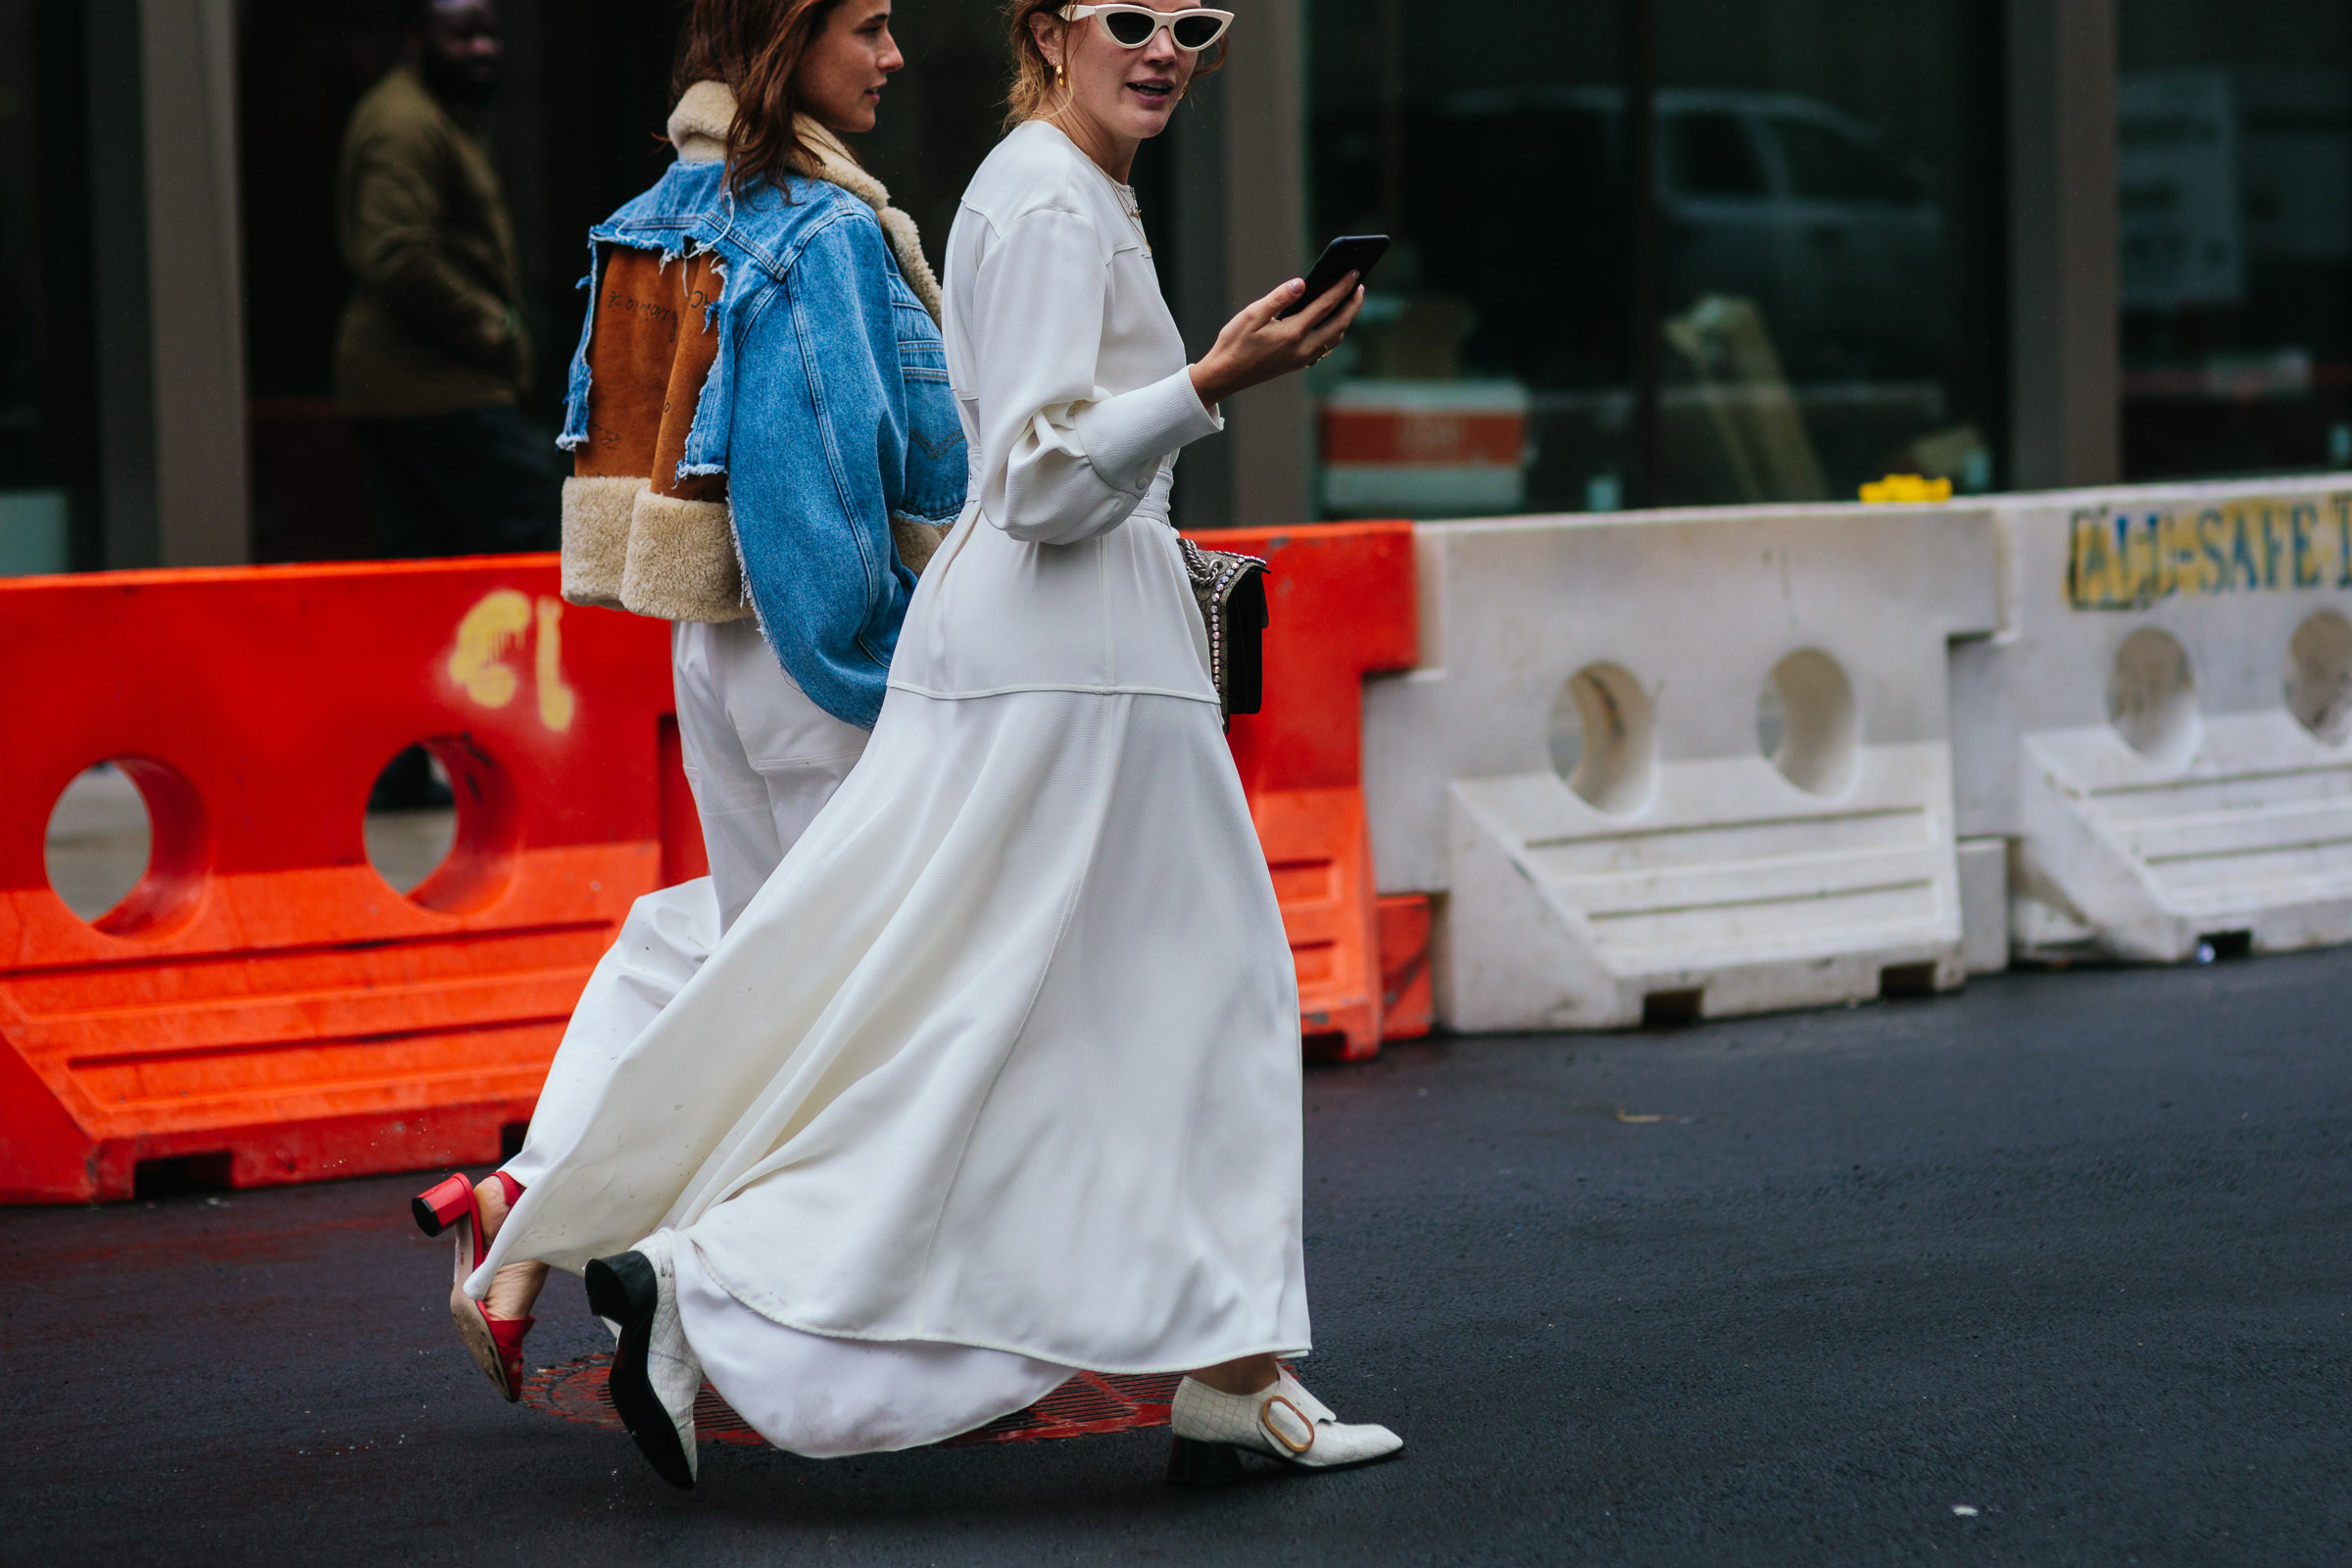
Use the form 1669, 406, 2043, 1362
500, 879, 1075, 1457
481, 681, 1310, 1451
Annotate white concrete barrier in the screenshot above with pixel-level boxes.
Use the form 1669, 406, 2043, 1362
1365, 507, 1999, 1032
1952, 475, 2352, 962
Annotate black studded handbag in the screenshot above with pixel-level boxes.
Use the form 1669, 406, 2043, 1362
1176, 534, 1270, 723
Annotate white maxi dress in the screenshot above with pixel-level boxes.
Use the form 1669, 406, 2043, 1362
477, 120, 1311, 1457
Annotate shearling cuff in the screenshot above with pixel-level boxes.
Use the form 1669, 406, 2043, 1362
620, 489, 752, 623
561, 476, 647, 609
891, 515, 951, 576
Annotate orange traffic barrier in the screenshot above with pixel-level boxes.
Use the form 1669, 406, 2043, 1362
1190, 521, 1425, 1059
2, 528, 1419, 1203
1376, 893, 1435, 1043
0, 557, 683, 1202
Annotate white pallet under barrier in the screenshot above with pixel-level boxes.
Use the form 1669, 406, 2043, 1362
1952, 476, 2352, 962
1364, 507, 1999, 1033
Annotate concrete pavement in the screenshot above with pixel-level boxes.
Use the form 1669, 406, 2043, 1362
5, 949, 2347, 1564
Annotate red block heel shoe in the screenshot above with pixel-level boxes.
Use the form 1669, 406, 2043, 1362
412, 1171, 534, 1401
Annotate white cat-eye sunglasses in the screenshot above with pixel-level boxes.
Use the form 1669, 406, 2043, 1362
1055, 4, 1235, 52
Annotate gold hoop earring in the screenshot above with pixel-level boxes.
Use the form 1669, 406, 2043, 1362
1054, 64, 1066, 89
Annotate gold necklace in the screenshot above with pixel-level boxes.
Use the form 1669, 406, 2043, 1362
1112, 179, 1151, 256
1046, 115, 1152, 256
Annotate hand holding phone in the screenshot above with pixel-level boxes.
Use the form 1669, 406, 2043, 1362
1188, 235, 1386, 407
1276, 234, 1392, 319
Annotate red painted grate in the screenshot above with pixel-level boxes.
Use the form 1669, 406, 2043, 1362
519, 1354, 1182, 1449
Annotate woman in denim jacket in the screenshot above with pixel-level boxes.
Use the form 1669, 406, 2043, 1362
410, 0, 964, 1401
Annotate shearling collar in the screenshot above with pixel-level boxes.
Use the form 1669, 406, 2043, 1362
664, 81, 943, 320
666, 80, 735, 164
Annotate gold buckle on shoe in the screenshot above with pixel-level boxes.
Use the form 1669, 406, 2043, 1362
1259, 1394, 1316, 1454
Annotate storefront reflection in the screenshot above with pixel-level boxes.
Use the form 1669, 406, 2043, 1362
0, 0, 78, 573
2119, 43, 2352, 479
1306, 0, 2001, 516
1309, 90, 1979, 512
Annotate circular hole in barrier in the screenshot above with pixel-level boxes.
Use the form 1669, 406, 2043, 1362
366, 738, 517, 912
366, 745, 460, 897
1547, 662, 1657, 813
44, 757, 210, 934
2284, 610, 2352, 745
46, 763, 151, 922
2107, 626, 2199, 765
1760, 650, 1859, 796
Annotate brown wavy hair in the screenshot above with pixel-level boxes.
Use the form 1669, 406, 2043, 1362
1001, 0, 1226, 130
673, 0, 858, 192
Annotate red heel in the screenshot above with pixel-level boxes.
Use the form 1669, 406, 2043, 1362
411, 1171, 533, 1402
413, 1174, 472, 1238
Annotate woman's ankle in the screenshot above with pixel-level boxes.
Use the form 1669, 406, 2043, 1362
472, 1174, 543, 1318
1189, 1353, 1280, 1396
474, 1174, 514, 1242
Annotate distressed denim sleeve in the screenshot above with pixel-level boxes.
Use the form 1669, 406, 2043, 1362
342, 124, 522, 374
725, 215, 915, 730
966, 208, 1223, 547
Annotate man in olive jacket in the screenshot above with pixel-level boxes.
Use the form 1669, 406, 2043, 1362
335, 0, 556, 558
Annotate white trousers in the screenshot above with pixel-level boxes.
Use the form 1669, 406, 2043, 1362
506, 618, 865, 1186
671, 618, 871, 932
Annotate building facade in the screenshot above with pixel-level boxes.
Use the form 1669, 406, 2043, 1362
1, 0, 2345, 568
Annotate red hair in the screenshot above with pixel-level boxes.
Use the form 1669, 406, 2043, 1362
673, 0, 857, 192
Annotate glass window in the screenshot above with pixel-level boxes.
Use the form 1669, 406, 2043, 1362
1666, 111, 1768, 199
1308, 0, 1634, 518
1305, 0, 2003, 518
233, 0, 1023, 563
0, 0, 94, 573
237, 0, 682, 562
1772, 115, 1927, 207
1651, 0, 2002, 506
0, 7, 29, 444
2119, 1, 2352, 479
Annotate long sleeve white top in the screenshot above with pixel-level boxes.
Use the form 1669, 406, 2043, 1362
888, 121, 1228, 704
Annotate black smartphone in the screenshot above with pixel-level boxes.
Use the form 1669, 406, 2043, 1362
1276, 234, 1390, 319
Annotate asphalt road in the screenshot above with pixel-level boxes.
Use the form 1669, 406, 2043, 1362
6, 950, 2348, 1566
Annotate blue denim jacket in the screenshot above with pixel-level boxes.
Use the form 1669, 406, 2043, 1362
559, 162, 966, 728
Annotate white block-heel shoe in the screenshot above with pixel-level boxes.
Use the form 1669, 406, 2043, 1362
1166, 1370, 1403, 1483
584, 1230, 703, 1491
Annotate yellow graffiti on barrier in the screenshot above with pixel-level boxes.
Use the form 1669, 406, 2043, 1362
447, 589, 533, 707
446, 589, 578, 731
2069, 493, 2352, 610
534, 597, 577, 732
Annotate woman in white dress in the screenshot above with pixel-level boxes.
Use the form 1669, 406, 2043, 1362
465, 0, 1401, 1490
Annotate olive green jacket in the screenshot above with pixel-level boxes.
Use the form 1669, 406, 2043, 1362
333, 67, 529, 417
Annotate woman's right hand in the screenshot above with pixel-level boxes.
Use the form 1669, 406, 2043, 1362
1188, 273, 1365, 410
